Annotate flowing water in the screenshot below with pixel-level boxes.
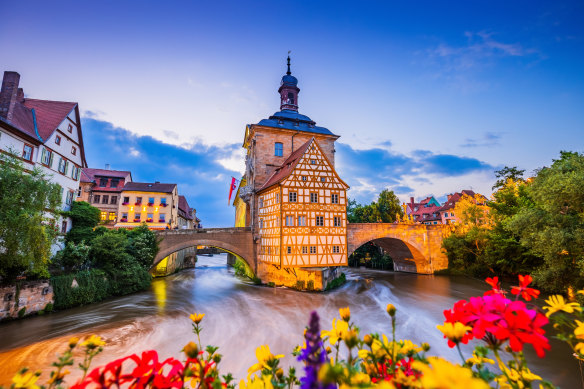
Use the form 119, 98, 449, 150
0, 254, 580, 388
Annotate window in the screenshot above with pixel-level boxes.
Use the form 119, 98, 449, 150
302, 176, 307, 181
316, 216, 324, 226
289, 192, 297, 202
108, 212, 116, 221
333, 246, 340, 253
320, 177, 326, 182
110, 196, 117, 204
71, 146, 77, 155
58, 158, 68, 174
147, 213, 153, 222
136, 197, 142, 205
331, 194, 339, 204
110, 179, 119, 188
287, 246, 292, 254
259, 218, 263, 229
302, 246, 308, 254
287, 92, 295, 105
41, 148, 53, 166
311, 159, 316, 164
298, 215, 306, 226
99, 178, 108, 187
310, 246, 317, 254
102, 195, 109, 204
55, 135, 61, 145
148, 197, 155, 205
259, 197, 264, 208
100, 211, 107, 221
275, 193, 280, 203
66, 191, 74, 205
274, 142, 283, 157
67, 123, 73, 133
134, 214, 141, 222
22, 144, 33, 161
159, 214, 166, 222
451, 212, 455, 217
160, 198, 167, 206
93, 195, 101, 204
310, 193, 318, 203
61, 220, 67, 234
121, 213, 128, 221
285, 215, 294, 226
123, 196, 129, 205
334, 216, 341, 227
71, 166, 80, 180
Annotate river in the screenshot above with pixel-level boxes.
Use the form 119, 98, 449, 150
0, 254, 580, 388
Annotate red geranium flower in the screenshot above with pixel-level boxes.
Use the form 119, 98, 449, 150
484, 276, 505, 296
511, 275, 540, 301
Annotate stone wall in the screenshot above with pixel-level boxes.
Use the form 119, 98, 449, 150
257, 262, 340, 291
0, 280, 54, 321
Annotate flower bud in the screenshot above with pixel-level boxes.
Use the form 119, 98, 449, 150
421, 342, 430, 352
68, 337, 79, 348
325, 346, 332, 354
343, 329, 359, 349
276, 368, 284, 379
213, 354, 222, 363
363, 334, 373, 346
386, 304, 396, 317
339, 307, 350, 322
183, 341, 199, 359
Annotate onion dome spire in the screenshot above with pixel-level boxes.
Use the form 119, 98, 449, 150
279, 52, 300, 111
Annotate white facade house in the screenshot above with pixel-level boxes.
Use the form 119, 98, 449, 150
0, 71, 87, 251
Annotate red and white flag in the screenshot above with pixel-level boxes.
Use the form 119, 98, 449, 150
228, 177, 237, 205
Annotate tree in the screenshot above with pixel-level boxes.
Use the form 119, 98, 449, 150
52, 241, 91, 273
347, 189, 403, 223
126, 224, 159, 269
508, 151, 584, 293
65, 201, 100, 228
376, 189, 403, 223
492, 166, 526, 190
0, 152, 61, 281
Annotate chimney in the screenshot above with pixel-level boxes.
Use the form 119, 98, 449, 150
16, 88, 24, 103
105, 163, 110, 170
410, 196, 415, 205
0, 71, 21, 121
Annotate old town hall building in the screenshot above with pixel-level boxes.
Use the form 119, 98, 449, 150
234, 57, 348, 288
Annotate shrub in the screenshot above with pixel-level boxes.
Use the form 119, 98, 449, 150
17, 307, 26, 318
44, 302, 53, 312
50, 269, 111, 310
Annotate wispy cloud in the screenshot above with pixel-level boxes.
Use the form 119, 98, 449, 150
460, 132, 503, 148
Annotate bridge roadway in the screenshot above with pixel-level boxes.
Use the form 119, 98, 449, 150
153, 223, 450, 275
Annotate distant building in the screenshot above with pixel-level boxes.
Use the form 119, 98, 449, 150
114, 182, 179, 229
406, 196, 442, 224
0, 71, 87, 243
438, 190, 488, 225
178, 195, 199, 229
77, 167, 133, 227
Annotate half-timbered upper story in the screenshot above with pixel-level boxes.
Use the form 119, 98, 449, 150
0, 71, 87, 235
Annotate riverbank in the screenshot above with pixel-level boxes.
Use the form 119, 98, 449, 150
0, 254, 579, 388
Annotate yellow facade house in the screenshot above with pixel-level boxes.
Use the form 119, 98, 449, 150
114, 182, 179, 230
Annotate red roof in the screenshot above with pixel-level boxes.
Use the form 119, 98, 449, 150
123, 182, 177, 194
258, 138, 313, 192
81, 168, 132, 183
23, 99, 77, 141
178, 195, 194, 220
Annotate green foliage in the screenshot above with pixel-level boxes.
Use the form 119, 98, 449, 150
52, 241, 91, 273
507, 151, 584, 293
44, 302, 53, 312
64, 201, 100, 228
492, 166, 525, 190
295, 280, 305, 290
347, 189, 403, 223
349, 242, 393, 270
65, 226, 98, 245
126, 224, 159, 269
325, 272, 346, 290
18, 307, 26, 318
306, 280, 314, 291
50, 269, 111, 309
0, 152, 61, 281
233, 257, 254, 279
89, 231, 132, 273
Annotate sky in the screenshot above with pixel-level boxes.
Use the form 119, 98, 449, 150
1, 1, 583, 226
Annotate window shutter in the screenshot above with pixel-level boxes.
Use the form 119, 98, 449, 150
49, 152, 54, 167
41, 148, 46, 163
65, 160, 69, 175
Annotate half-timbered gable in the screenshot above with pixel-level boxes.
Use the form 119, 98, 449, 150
257, 138, 349, 267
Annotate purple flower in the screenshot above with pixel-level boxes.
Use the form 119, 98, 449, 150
298, 311, 333, 389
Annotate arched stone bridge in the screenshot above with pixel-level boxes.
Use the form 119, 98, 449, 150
154, 224, 450, 275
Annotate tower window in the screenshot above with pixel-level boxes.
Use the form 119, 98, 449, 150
275, 142, 283, 157
287, 92, 295, 105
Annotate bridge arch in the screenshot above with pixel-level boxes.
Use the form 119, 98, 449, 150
347, 224, 449, 274
153, 228, 255, 272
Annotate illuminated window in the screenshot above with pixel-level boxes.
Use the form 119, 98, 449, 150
310, 193, 318, 203
100, 211, 107, 221
289, 192, 297, 202
331, 194, 339, 204
316, 216, 324, 226
274, 142, 283, 157
334, 216, 341, 227
108, 212, 116, 221
285, 215, 294, 226
310, 246, 316, 254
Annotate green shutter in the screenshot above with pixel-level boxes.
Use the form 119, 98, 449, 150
41, 148, 46, 164
64, 160, 69, 175
48, 151, 54, 167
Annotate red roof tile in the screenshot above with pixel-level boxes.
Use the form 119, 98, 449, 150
22, 99, 77, 141
81, 168, 132, 183
123, 182, 177, 194
178, 195, 194, 220
258, 138, 313, 192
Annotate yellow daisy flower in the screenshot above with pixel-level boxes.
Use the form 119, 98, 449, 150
543, 295, 581, 317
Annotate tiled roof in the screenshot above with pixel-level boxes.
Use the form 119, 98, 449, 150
178, 195, 194, 220
258, 138, 313, 192
23, 99, 77, 141
81, 168, 132, 183
123, 182, 177, 194
254, 110, 335, 136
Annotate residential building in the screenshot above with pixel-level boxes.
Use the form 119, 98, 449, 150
406, 196, 442, 224
77, 167, 132, 227
0, 71, 87, 244
178, 195, 198, 229
114, 182, 178, 229
438, 190, 488, 225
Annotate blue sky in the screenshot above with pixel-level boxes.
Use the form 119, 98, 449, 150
2, 1, 583, 226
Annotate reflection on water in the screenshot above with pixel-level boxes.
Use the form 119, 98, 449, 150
0, 254, 579, 388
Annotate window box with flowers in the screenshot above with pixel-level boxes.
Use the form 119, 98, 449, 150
120, 218, 128, 222
122, 201, 129, 205
133, 218, 141, 222
158, 219, 166, 223
147, 203, 154, 206
159, 203, 168, 207
135, 202, 142, 206
146, 218, 153, 223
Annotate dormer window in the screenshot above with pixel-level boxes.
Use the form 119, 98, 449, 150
55, 135, 61, 145
71, 146, 77, 155
68, 124, 73, 133
274, 142, 283, 157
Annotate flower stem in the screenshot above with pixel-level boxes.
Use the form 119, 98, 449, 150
456, 344, 466, 364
